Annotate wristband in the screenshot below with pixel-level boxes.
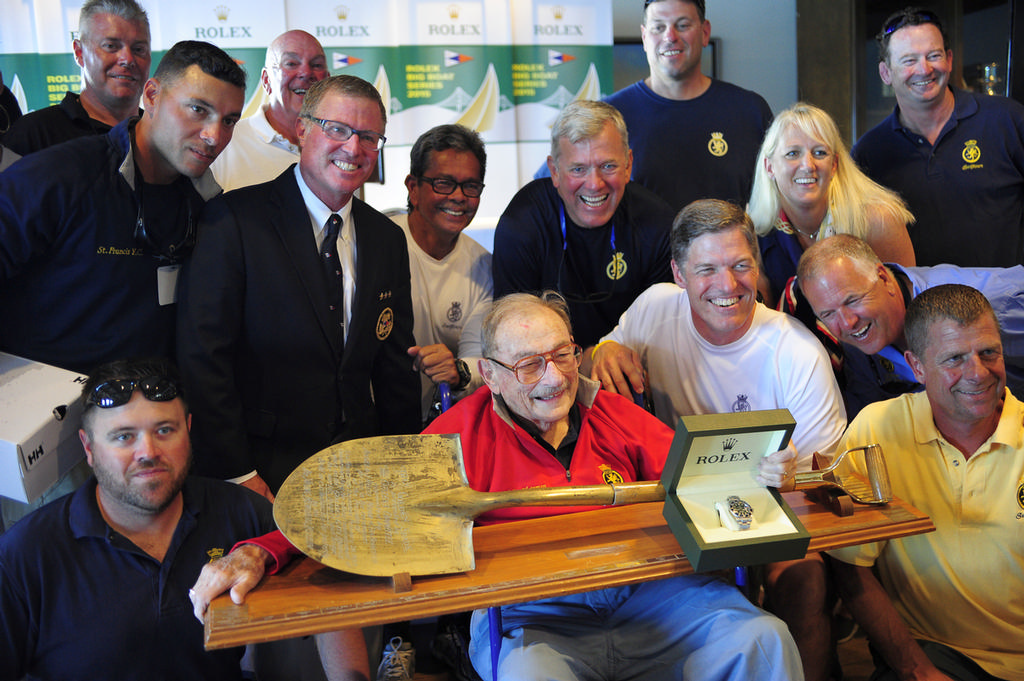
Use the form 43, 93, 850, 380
590, 339, 614, 362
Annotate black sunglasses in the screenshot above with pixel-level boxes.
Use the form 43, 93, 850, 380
882, 9, 940, 36
85, 376, 181, 409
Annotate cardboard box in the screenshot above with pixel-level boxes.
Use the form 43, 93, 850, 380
0, 354, 88, 503
661, 409, 810, 572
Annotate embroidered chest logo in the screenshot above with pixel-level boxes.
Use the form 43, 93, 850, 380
376, 307, 394, 340
599, 464, 624, 484
606, 252, 627, 280
732, 394, 751, 412
961, 139, 981, 164
961, 140, 983, 171
1017, 482, 1024, 510
207, 547, 225, 563
446, 301, 463, 323
708, 132, 728, 157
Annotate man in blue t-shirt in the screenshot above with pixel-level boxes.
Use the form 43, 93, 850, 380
535, 0, 772, 212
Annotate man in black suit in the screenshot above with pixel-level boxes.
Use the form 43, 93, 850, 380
177, 75, 421, 501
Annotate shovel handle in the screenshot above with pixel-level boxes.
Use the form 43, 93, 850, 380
478, 480, 666, 508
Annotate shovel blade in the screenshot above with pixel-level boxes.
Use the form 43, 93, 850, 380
274, 433, 478, 577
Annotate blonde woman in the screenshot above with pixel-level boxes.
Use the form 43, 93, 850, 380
749, 102, 915, 307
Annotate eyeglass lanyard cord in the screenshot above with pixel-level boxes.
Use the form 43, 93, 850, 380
559, 203, 616, 259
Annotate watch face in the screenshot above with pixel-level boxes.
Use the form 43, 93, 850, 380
727, 495, 753, 520
456, 359, 471, 388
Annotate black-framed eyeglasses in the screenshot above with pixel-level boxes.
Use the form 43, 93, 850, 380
301, 115, 386, 151
418, 176, 485, 198
85, 376, 181, 409
487, 343, 582, 385
881, 9, 941, 36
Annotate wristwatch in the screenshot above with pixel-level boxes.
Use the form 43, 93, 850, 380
454, 359, 472, 391
717, 495, 753, 531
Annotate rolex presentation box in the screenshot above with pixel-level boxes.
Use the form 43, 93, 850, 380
0, 353, 87, 503
661, 410, 811, 573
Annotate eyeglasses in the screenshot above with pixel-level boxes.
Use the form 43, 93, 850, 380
487, 343, 582, 385
301, 115, 386, 151
418, 176, 485, 198
881, 9, 940, 36
85, 376, 181, 409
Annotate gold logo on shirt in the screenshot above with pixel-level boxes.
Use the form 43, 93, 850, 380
962, 139, 981, 164
708, 132, 728, 157
376, 307, 394, 340
600, 465, 624, 485
207, 548, 225, 562
1016, 482, 1024, 510
606, 252, 627, 280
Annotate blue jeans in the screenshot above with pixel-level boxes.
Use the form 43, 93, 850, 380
469, 574, 803, 681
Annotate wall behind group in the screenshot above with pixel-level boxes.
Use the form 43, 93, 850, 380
1, 0, 798, 225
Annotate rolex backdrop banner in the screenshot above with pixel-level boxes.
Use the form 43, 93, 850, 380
511, 0, 612, 181
0, 0, 611, 224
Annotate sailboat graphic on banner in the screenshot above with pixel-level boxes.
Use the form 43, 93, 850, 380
574, 63, 601, 101
455, 63, 499, 132
373, 64, 392, 117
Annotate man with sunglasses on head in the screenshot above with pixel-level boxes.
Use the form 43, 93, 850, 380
210, 30, 329, 193
188, 291, 804, 681
395, 124, 493, 425
852, 6, 1024, 268
0, 357, 370, 681
0, 40, 245, 375
178, 75, 420, 502
493, 100, 675, 374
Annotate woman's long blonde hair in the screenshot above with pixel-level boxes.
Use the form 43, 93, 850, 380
748, 102, 914, 238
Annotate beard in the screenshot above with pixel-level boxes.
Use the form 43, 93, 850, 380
92, 451, 192, 515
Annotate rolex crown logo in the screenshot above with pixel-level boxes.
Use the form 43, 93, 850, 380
214, 5, 229, 21
722, 437, 738, 451
335, 4, 349, 20
447, 4, 460, 19
552, 5, 564, 19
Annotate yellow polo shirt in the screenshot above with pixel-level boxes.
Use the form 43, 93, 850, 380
829, 389, 1024, 680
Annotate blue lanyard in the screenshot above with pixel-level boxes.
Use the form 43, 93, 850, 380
559, 203, 616, 254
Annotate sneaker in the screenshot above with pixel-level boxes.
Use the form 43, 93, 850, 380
377, 636, 415, 681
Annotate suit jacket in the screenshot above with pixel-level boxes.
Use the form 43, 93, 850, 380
177, 166, 421, 492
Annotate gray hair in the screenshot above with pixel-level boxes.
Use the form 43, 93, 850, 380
549, 100, 629, 164
905, 284, 1000, 359
301, 75, 387, 126
796, 234, 883, 287
670, 199, 757, 268
79, 0, 150, 38
482, 291, 572, 358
